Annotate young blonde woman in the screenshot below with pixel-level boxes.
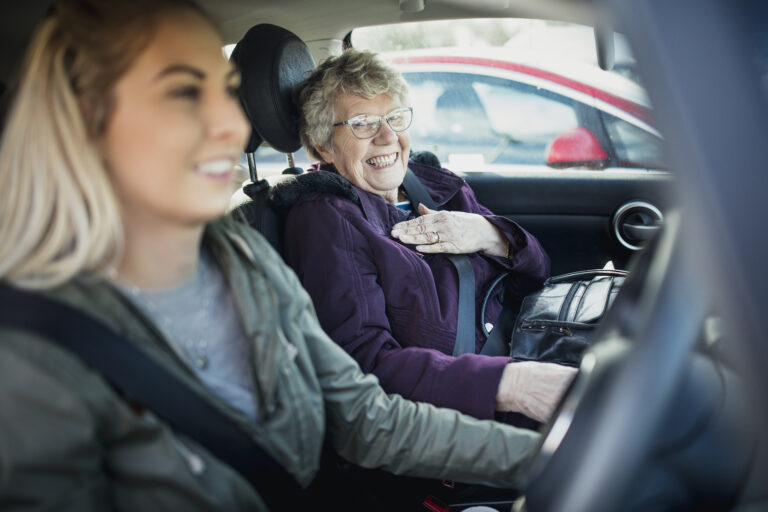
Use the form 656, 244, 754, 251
0, 1, 543, 510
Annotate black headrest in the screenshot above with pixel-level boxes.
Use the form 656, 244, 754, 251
230, 24, 316, 154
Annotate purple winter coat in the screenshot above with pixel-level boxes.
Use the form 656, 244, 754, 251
281, 161, 550, 420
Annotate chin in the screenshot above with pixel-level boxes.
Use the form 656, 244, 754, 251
378, 169, 406, 190
194, 195, 232, 222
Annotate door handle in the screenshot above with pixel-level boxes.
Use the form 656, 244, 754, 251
622, 222, 661, 241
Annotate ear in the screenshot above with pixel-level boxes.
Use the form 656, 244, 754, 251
316, 146, 334, 164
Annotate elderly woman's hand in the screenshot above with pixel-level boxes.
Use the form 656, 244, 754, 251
496, 361, 578, 423
391, 204, 509, 256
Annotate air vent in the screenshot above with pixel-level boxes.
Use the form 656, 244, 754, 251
613, 201, 663, 251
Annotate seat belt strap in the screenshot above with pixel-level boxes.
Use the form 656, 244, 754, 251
0, 283, 302, 510
401, 168, 476, 356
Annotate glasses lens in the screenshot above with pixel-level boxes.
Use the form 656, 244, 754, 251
386, 108, 413, 132
349, 115, 380, 138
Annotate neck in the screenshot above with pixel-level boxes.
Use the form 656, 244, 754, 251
381, 188, 402, 204
116, 215, 206, 290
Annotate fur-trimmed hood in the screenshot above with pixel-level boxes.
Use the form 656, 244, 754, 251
269, 169, 359, 215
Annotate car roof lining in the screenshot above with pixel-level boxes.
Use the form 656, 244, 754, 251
203, 0, 600, 45
0, 0, 603, 87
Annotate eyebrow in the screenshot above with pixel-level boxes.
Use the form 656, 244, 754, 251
155, 64, 205, 81
154, 65, 240, 82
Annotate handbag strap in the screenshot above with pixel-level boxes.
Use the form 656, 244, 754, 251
479, 274, 516, 357
544, 268, 627, 285
0, 283, 302, 510
553, 270, 627, 322
401, 168, 476, 356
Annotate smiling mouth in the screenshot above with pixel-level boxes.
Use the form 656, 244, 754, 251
365, 152, 398, 168
195, 158, 235, 177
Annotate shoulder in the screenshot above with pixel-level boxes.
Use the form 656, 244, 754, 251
408, 160, 470, 207
209, 216, 287, 271
0, 323, 118, 418
271, 171, 360, 214
0, 280, 137, 400
408, 160, 463, 183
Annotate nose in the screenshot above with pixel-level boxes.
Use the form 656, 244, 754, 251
373, 118, 398, 144
206, 90, 251, 148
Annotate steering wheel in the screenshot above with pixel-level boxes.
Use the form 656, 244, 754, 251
521, 211, 709, 512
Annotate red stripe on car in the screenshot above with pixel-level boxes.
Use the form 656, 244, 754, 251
391, 55, 653, 124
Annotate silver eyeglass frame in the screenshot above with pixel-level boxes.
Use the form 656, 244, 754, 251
332, 106, 413, 139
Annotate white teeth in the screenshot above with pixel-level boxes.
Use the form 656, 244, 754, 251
196, 159, 234, 176
365, 153, 397, 167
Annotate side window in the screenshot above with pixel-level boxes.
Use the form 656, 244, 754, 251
474, 80, 580, 163
601, 113, 665, 169
403, 71, 581, 170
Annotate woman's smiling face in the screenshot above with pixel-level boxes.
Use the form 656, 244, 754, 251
318, 93, 411, 204
101, 9, 250, 229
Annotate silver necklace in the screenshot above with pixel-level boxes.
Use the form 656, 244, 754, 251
125, 259, 212, 370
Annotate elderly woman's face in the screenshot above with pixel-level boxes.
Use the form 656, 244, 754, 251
319, 94, 410, 203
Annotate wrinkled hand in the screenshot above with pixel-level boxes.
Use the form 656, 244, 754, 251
391, 204, 508, 256
496, 361, 578, 423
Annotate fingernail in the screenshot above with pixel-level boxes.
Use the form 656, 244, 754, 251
391, 229, 401, 237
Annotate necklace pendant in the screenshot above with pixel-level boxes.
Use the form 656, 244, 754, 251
196, 355, 209, 369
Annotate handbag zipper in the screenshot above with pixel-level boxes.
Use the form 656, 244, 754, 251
519, 321, 574, 336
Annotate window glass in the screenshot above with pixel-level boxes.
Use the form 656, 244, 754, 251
239, 19, 668, 176
250, 146, 311, 178
405, 72, 580, 170
602, 113, 665, 169
352, 19, 665, 174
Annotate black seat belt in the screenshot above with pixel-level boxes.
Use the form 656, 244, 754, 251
401, 168, 476, 356
0, 283, 302, 511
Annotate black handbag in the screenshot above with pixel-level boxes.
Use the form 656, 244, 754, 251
509, 269, 627, 366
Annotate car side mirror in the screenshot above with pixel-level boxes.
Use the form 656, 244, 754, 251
545, 126, 610, 169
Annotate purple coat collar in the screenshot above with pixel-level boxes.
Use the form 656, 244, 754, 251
308, 161, 465, 235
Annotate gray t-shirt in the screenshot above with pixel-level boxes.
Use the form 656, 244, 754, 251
117, 249, 258, 421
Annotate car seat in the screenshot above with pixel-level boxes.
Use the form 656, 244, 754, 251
229, 23, 316, 254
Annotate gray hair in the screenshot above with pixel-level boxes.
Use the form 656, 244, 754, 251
295, 50, 409, 162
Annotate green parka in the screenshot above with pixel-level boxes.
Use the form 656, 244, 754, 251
0, 217, 540, 511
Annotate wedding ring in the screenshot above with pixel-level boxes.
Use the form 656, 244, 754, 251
434, 231, 440, 243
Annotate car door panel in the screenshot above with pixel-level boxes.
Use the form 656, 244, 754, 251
464, 170, 675, 274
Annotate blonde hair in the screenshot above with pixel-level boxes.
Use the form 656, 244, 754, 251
296, 50, 409, 162
0, 0, 211, 289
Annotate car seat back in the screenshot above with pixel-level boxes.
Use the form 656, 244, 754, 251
229, 24, 316, 253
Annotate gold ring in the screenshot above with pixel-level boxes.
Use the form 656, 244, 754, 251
434, 231, 440, 243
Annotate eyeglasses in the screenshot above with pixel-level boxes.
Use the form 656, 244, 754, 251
333, 107, 413, 139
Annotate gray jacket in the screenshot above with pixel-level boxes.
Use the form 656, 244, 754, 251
0, 217, 540, 511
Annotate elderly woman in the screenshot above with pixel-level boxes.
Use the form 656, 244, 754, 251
281, 50, 575, 425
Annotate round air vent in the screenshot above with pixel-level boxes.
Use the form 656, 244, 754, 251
613, 201, 663, 251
